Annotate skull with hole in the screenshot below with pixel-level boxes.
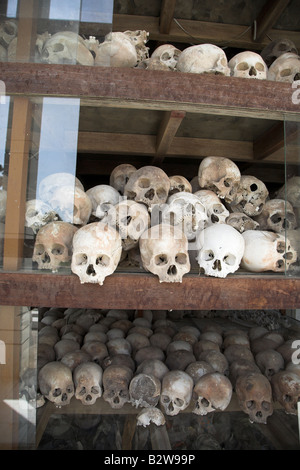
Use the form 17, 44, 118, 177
254, 199, 297, 233
255, 349, 284, 381
196, 224, 245, 278
139, 223, 191, 282
38, 361, 74, 407
160, 370, 194, 416
150, 44, 181, 71
162, 192, 207, 241
268, 52, 300, 82
241, 230, 297, 272
177, 44, 230, 75
168, 175, 192, 196
48, 185, 92, 226
226, 212, 259, 233
229, 51, 267, 79
194, 190, 229, 226
33, 221, 78, 272
103, 199, 150, 251
124, 166, 170, 211
229, 175, 269, 217
129, 373, 161, 408
102, 365, 133, 409
25, 199, 58, 234
110, 164, 137, 195
71, 222, 122, 285
261, 38, 298, 67
198, 157, 241, 203
271, 371, 300, 415
192, 372, 232, 415
73, 362, 103, 405
123, 30, 149, 65
86, 185, 121, 221
236, 372, 273, 424
40, 31, 94, 65
95, 32, 138, 67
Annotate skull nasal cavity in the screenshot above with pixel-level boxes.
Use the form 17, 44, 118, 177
145, 188, 155, 200
167, 265, 177, 276
86, 264, 96, 276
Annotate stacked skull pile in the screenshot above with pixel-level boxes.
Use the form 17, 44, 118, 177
36, 308, 300, 426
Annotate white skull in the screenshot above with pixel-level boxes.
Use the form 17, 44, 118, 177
124, 166, 170, 211
25, 199, 58, 234
198, 156, 241, 203
196, 224, 245, 278
38, 361, 74, 407
110, 164, 137, 195
162, 192, 207, 240
38, 173, 84, 202
277, 176, 300, 208
136, 407, 166, 427
177, 44, 230, 76
40, 31, 94, 65
151, 44, 181, 71
48, 185, 92, 226
241, 230, 297, 272
33, 221, 78, 272
194, 190, 229, 226
139, 224, 191, 283
192, 372, 232, 415
86, 185, 121, 219
261, 38, 298, 67
160, 370, 194, 416
229, 51, 267, 79
95, 32, 138, 67
71, 222, 122, 285
102, 365, 133, 409
73, 362, 103, 405
254, 199, 297, 233
169, 175, 192, 196
271, 371, 300, 415
103, 199, 150, 251
236, 372, 273, 424
129, 373, 161, 408
226, 212, 259, 233
0, 20, 18, 47
268, 52, 300, 82
123, 30, 149, 64
229, 175, 269, 216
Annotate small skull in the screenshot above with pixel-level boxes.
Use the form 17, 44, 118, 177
198, 156, 241, 203
160, 370, 194, 416
0, 20, 18, 47
168, 175, 192, 196
229, 51, 267, 79
261, 39, 298, 67
150, 44, 181, 71
102, 365, 133, 409
236, 372, 273, 424
255, 349, 284, 380
268, 52, 300, 82
194, 190, 229, 226
73, 362, 103, 405
254, 199, 297, 233
177, 44, 230, 76
192, 372, 232, 415
38, 361, 74, 407
25, 199, 58, 234
271, 370, 300, 415
229, 175, 269, 216
110, 164, 137, 195
86, 185, 121, 220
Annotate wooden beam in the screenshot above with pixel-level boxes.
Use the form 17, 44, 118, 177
254, 121, 300, 160
159, 0, 177, 34
254, 0, 291, 42
15, 0, 38, 62
153, 110, 186, 164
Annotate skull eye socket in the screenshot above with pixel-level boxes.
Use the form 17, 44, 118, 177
262, 401, 271, 411
51, 244, 65, 256
255, 62, 265, 71
53, 388, 62, 397
203, 250, 214, 261
283, 394, 293, 403
280, 68, 292, 77
75, 253, 88, 265
175, 253, 187, 264
155, 254, 168, 265
157, 187, 167, 200
161, 395, 170, 403
138, 178, 151, 189
213, 204, 224, 214
52, 43, 65, 53
201, 397, 210, 407
270, 213, 282, 225
96, 254, 110, 267
79, 387, 86, 396
91, 386, 100, 394
223, 254, 236, 266
174, 398, 184, 407
35, 244, 44, 256
224, 178, 232, 188
237, 61, 249, 71
276, 241, 285, 254
161, 51, 171, 61
246, 400, 256, 410
119, 389, 128, 398
27, 209, 39, 218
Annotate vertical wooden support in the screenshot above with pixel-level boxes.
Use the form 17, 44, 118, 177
160, 0, 177, 34
15, 0, 38, 63
152, 110, 186, 164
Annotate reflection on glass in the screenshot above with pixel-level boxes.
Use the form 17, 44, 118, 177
49, 0, 81, 21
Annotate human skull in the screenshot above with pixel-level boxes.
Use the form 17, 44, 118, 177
229, 175, 269, 216
177, 44, 230, 75
33, 221, 78, 272
38, 173, 84, 202
196, 224, 245, 278
165, 350, 196, 370
241, 230, 297, 272
110, 164, 137, 195
103, 199, 150, 251
198, 156, 241, 203
150, 44, 181, 71
123, 30, 149, 64
124, 166, 170, 211
277, 176, 300, 208
192, 372, 232, 415
139, 223, 191, 282
136, 407, 165, 427
254, 199, 297, 233
81, 341, 108, 364
226, 212, 259, 233
71, 222, 122, 285
255, 349, 284, 380
48, 185, 92, 226
95, 32, 138, 67
73, 362, 103, 405
271, 371, 300, 415
129, 373, 161, 408
229, 359, 261, 389
185, 361, 215, 383
25, 199, 58, 234
86, 185, 121, 220
268, 52, 300, 82
61, 350, 91, 372
261, 38, 298, 67
229, 51, 267, 79
169, 175, 192, 196
162, 192, 207, 241
106, 338, 132, 356
0, 20, 17, 47
102, 365, 133, 409
38, 361, 74, 407
54, 339, 80, 360
194, 190, 229, 226
136, 359, 169, 381
40, 31, 94, 65
236, 372, 273, 424
160, 370, 194, 416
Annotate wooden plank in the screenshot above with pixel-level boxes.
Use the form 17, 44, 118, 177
0, 272, 300, 310
15, 0, 38, 62
122, 414, 137, 450
254, 0, 291, 42
153, 110, 186, 164
159, 0, 177, 34
254, 121, 300, 160
1, 63, 300, 121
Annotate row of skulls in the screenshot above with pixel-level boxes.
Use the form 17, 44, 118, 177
29, 157, 299, 283
37, 307, 300, 426
1, 19, 300, 83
